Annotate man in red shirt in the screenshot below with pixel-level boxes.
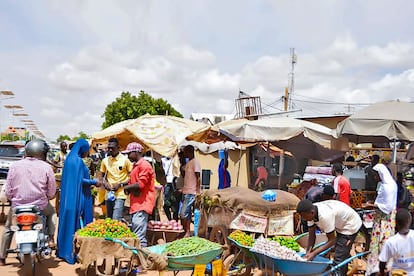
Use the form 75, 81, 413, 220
122, 142, 155, 247
332, 163, 352, 206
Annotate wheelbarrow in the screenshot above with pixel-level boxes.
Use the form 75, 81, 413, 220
226, 237, 258, 276
105, 237, 223, 275
250, 248, 370, 276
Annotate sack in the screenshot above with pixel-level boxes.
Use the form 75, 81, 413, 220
397, 185, 412, 209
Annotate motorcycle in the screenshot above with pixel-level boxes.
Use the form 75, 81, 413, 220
8, 205, 52, 275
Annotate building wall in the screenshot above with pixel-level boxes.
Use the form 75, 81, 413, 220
195, 149, 250, 189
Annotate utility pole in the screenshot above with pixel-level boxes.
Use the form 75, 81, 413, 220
287, 48, 297, 111
284, 87, 289, 111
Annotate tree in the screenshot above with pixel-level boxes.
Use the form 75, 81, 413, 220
57, 135, 71, 143
101, 91, 183, 128
73, 131, 90, 140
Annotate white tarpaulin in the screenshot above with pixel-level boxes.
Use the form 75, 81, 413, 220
336, 100, 414, 144
218, 117, 345, 161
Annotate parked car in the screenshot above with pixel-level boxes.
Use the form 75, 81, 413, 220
0, 140, 26, 182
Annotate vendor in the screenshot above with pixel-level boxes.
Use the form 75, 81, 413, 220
296, 199, 362, 276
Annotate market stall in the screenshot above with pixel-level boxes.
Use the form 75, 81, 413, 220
196, 187, 300, 275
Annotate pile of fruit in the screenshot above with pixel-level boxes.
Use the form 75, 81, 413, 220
77, 218, 136, 238
163, 237, 221, 256
268, 236, 301, 252
252, 237, 305, 261
147, 220, 184, 231
228, 230, 255, 247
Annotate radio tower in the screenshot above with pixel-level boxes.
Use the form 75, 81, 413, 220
287, 48, 297, 111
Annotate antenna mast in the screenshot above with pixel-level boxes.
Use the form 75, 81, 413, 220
287, 48, 297, 111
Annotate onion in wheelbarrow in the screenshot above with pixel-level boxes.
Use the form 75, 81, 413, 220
252, 237, 306, 261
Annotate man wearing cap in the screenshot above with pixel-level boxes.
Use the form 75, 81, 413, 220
296, 199, 362, 276
98, 138, 133, 221
122, 142, 155, 247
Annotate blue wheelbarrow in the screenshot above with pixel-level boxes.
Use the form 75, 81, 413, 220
105, 237, 223, 275
250, 249, 370, 276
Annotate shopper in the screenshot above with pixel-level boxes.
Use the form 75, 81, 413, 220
331, 163, 352, 206
57, 138, 100, 264
98, 138, 132, 221
180, 145, 201, 237
379, 208, 414, 275
122, 142, 155, 247
365, 163, 398, 275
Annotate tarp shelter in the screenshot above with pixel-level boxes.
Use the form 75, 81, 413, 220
91, 114, 210, 157
336, 100, 414, 143
217, 117, 345, 161
336, 100, 414, 162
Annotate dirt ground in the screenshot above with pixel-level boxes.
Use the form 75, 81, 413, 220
0, 198, 192, 276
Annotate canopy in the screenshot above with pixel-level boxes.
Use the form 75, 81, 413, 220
336, 100, 414, 144
218, 117, 345, 161
202, 187, 300, 214
91, 114, 210, 157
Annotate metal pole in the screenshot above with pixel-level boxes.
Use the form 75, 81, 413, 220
392, 139, 398, 164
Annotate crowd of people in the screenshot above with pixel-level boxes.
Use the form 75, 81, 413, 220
297, 154, 414, 275
1, 137, 413, 275
0, 138, 203, 266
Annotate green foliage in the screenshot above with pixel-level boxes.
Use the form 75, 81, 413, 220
57, 135, 71, 143
101, 91, 183, 129
56, 132, 90, 144
73, 131, 90, 140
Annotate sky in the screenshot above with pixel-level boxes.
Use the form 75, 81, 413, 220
1, 0, 414, 141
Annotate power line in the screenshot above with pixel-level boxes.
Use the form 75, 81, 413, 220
292, 96, 372, 106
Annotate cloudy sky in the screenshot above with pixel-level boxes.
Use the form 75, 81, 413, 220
1, 0, 414, 140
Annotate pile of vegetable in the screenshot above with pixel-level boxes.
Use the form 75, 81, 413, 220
77, 218, 136, 238
228, 230, 255, 247
163, 237, 221, 257
147, 220, 184, 231
268, 236, 301, 252
252, 237, 305, 261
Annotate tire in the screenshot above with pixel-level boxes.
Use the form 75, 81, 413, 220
22, 253, 35, 276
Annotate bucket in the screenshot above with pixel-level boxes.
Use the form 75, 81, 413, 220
218, 149, 225, 159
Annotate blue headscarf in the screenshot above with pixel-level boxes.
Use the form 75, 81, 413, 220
57, 139, 96, 264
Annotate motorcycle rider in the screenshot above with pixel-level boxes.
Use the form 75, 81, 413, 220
0, 139, 56, 266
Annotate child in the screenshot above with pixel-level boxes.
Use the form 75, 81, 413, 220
379, 208, 414, 275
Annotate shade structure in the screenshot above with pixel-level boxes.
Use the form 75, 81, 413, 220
335, 100, 414, 144
91, 114, 210, 157
218, 117, 345, 161
91, 118, 137, 150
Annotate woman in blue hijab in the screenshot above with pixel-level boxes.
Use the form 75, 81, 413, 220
57, 139, 98, 264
